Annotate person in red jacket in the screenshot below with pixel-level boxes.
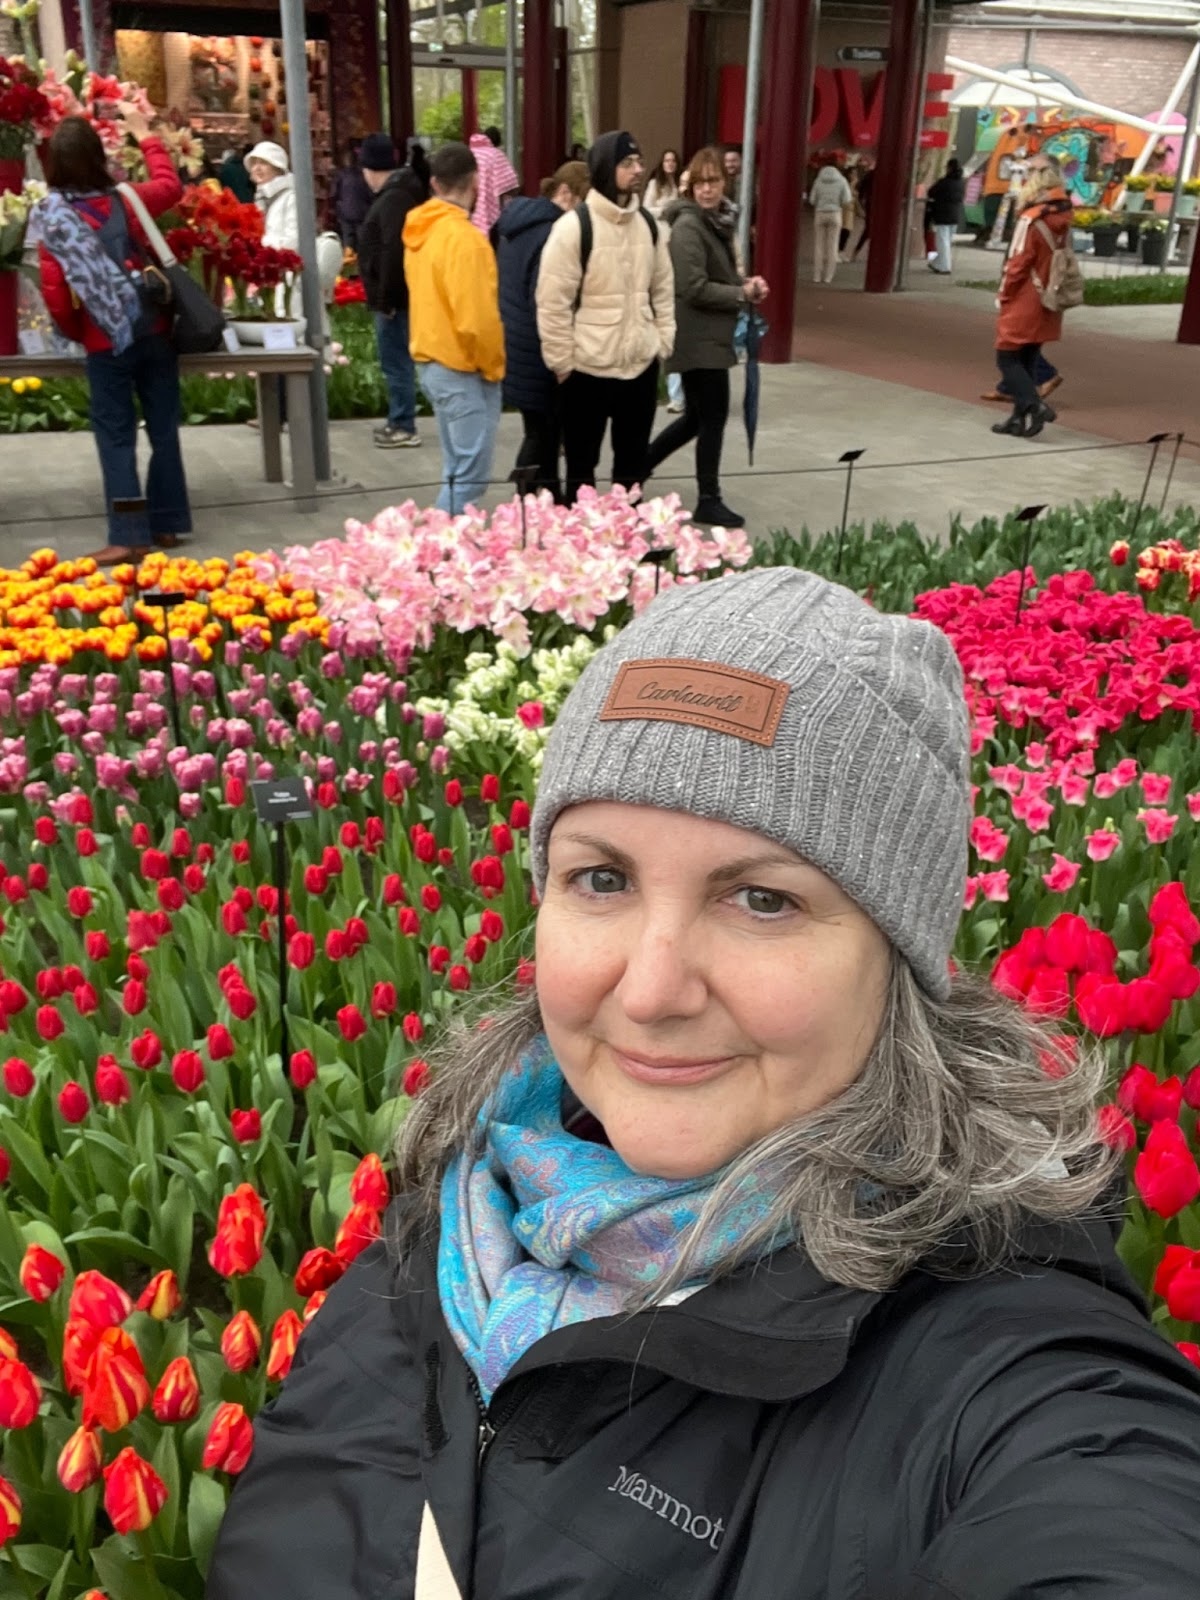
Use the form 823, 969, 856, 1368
991, 156, 1073, 440
35, 108, 191, 563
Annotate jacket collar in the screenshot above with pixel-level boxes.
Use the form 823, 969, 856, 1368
587, 189, 641, 226
259, 172, 293, 202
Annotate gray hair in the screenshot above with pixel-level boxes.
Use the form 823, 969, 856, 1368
393, 959, 1116, 1294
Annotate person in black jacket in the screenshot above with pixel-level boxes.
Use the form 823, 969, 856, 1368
496, 161, 590, 502
209, 567, 1200, 1600
358, 132, 429, 448
926, 157, 966, 274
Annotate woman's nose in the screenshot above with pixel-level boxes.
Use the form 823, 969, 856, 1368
613, 914, 708, 1023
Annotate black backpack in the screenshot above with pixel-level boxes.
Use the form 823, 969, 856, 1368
574, 202, 659, 312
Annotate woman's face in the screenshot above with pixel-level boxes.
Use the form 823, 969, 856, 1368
691, 165, 725, 211
536, 802, 891, 1180
248, 158, 281, 186
663, 151, 678, 176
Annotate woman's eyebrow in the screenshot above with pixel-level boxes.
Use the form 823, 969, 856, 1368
552, 836, 803, 884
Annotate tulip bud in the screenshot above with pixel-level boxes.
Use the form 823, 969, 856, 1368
448, 964, 472, 991
58, 1081, 90, 1123
136, 1270, 182, 1320
383, 873, 405, 906
221, 1310, 263, 1374
481, 773, 500, 803
102, 1446, 168, 1534
130, 1029, 162, 1070
82, 1327, 150, 1432
398, 906, 420, 937
171, 1050, 205, 1094
67, 886, 93, 918
480, 910, 504, 943
85, 929, 110, 961
75, 827, 98, 856
230, 1108, 262, 1144
337, 1004, 367, 1042
0, 1357, 41, 1427
19, 1243, 65, 1303
95, 1056, 132, 1107
140, 849, 169, 881
403, 1059, 430, 1098
131, 823, 151, 848
123, 979, 147, 1016
57, 1425, 103, 1492
289, 1049, 318, 1090
37, 1004, 65, 1041
207, 1022, 235, 1061
349, 1152, 390, 1212
293, 1246, 345, 1297
288, 931, 316, 969
208, 1184, 266, 1278
152, 1355, 200, 1423
371, 982, 397, 1019
2, 1057, 33, 1097
421, 884, 442, 913
34, 817, 59, 847
202, 1400, 255, 1474
267, 1309, 304, 1381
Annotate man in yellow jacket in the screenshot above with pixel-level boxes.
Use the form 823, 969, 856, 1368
404, 143, 506, 514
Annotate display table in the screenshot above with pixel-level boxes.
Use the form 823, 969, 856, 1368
0, 346, 321, 500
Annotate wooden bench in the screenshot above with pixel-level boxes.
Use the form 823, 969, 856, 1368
0, 346, 322, 500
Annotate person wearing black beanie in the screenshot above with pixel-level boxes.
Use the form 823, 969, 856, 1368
359, 133, 431, 449
535, 130, 675, 504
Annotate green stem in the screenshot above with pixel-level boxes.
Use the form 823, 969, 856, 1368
135, 1530, 169, 1599
7, 1544, 42, 1600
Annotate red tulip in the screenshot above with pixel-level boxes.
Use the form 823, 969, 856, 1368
429, 945, 450, 974
294, 1246, 345, 1297
226, 776, 247, 806
140, 849, 169, 881
1154, 1243, 1196, 1300
481, 773, 500, 803
70, 1269, 133, 1329
157, 877, 185, 913
3, 1057, 33, 1097
383, 873, 405, 906
207, 1022, 236, 1061
463, 935, 488, 966
1119, 1064, 1182, 1124
289, 1049, 317, 1089
0, 1358, 41, 1427
57, 1425, 103, 1492
136, 1269, 182, 1320
288, 931, 316, 969
220, 1309, 262, 1373
402, 1012, 424, 1044
1124, 976, 1173, 1036
27, 863, 48, 893
349, 1152, 389, 1211
130, 1029, 162, 1070
371, 982, 397, 1018
398, 906, 420, 936
471, 855, 504, 890
184, 863, 206, 893
345, 917, 369, 952
303, 1290, 328, 1323
1167, 1263, 1200, 1323
340, 821, 362, 849
58, 1081, 89, 1123
75, 827, 98, 856
208, 1184, 266, 1277
1135, 1120, 1200, 1219
61, 1316, 100, 1396
34, 817, 58, 846
66, 885, 93, 918
0, 1147, 10, 1184
72, 981, 99, 1016
227, 984, 257, 1021
510, 798, 531, 829
325, 928, 349, 962
267, 1309, 304, 1381
444, 779, 463, 807
82, 1327, 149, 1432
0, 1474, 21, 1545
480, 909, 504, 943
152, 1355, 200, 1422
0, 981, 26, 1016
1073, 973, 1128, 1037
102, 1446, 168, 1534
403, 1059, 430, 1097
85, 929, 110, 961
317, 782, 338, 810
171, 1050, 205, 1094
1149, 881, 1200, 945
222, 900, 248, 937
322, 845, 344, 877
20, 1243, 65, 1302
334, 1202, 382, 1265
448, 964, 472, 991
95, 1055, 132, 1106
230, 1108, 262, 1144
337, 1004, 367, 1042
202, 1401, 255, 1474
123, 979, 147, 1016
132, 823, 151, 848
420, 884, 442, 913
36, 1004, 64, 1041
492, 823, 514, 856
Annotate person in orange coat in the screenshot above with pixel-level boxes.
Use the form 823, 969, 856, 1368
34, 108, 191, 562
991, 156, 1073, 439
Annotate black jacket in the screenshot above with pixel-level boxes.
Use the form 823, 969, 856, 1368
662, 198, 742, 374
496, 196, 562, 413
358, 168, 427, 315
927, 174, 966, 227
208, 1202, 1200, 1599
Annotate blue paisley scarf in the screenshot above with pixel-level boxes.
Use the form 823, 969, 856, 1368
28, 192, 141, 355
438, 1035, 781, 1403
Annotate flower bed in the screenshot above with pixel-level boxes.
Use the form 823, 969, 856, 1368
0, 494, 1193, 1593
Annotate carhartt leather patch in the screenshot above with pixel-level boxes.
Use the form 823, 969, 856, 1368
599, 658, 790, 747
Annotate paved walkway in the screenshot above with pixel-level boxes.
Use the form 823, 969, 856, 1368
1, 261, 1197, 565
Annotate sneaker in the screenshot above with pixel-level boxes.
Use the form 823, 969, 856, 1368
666, 401, 685, 414
693, 496, 745, 528
375, 426, 420, 448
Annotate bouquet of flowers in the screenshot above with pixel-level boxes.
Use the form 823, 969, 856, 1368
168, 187, 300, 320
0, 55, 49, 160
0, 177, 44, 268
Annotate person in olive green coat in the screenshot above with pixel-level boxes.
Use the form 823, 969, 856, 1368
645, 146, 768, 529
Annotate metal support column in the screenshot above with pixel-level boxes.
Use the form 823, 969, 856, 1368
554, 25, 570, 162
895, 0, 936, 292
386, 0, 415, 148
736, 0, 767, 276
755, 0, 821, 362
865, 0, 923, 294
1165, 66, 1200, 269
77, 0, 97, 67
522, 0, 555, 192
279, 0, 332, 482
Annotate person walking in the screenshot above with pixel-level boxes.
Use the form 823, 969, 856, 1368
331, 140, 373, 250
536, 130, 675, 504
643, 150, 680, 219
809, 161, 852, 285
497, 161, 591, 502
851, 160, 874, 260
925, 158, 965, 274
211, 565, 1200, 1600
403, 141, 505, 513
470, 129, 519, 239
358, 131, 428, 449
34, 109, 191, 565
645, 145, 767, 529
992, 155, 1073, 438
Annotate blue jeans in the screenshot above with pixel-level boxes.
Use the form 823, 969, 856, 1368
374, 309, 417, 434
417, 362, 502, 514
86, 333, 191, 543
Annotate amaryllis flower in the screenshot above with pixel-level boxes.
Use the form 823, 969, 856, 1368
81, 1327, 149, 1432
152, 1356, 200, 1423
102, 1446, 168, 1534
220, 1309, 262, 1373
208, 1184, 267, 1277
57, 1425, 103, 1492
267, 1309, 304, 1381
0, 1358, 41, 1428
1134, 1120, 1200, 1219
19, 1243, 65, 1302
202, 1401, 255, 1474
136, 1269, 182, 1320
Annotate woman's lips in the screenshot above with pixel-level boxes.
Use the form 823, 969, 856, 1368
610, 1047, 737, 1087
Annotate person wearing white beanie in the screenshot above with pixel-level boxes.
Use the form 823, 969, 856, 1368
246, 141, 300, 317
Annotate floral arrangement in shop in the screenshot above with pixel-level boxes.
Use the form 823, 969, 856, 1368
0, 177, 42, 267
167, 185, 301, 321
0, 54, 48, 159
27, 53, 203, 179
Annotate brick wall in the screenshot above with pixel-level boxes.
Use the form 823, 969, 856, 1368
944, 26, 1194, 118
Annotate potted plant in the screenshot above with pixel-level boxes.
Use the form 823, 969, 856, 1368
168, 186, 304, 343
1179, 178, 1200, 220
1079, 208, 1121, 257
1152, 173, 1176, 214
1123, 174, 1153, 213
1139, 214, 1169, 267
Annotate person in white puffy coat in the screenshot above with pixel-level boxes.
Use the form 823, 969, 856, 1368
246, 140, 301, 318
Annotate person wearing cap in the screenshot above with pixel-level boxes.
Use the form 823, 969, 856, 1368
246, 140, 300, 318
209, 568, 1200, 1599
536, 130, 675, 505
402, 141, 504, 514
358, 132, 429, 449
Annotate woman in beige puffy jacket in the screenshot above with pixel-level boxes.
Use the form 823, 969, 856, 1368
535, 130, 675, 505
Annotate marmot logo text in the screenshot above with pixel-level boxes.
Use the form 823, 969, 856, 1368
607, 1464, 725, 1550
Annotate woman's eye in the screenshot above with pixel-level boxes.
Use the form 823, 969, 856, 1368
735, 886, 794, 917
572, 867, 627, 897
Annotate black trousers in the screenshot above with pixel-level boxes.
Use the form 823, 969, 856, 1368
996, 343, 1042, 414
646, 367, 730, 501
561, 360, 659, 504
514, 406, 563, 502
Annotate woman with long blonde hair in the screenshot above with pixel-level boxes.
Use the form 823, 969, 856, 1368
992, 155, 1074, 437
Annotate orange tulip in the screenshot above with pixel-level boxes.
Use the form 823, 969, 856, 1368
102, 1446, 168, 1534
266, 1309, 304, 1381
0, 1357, 41, 1427
0, 1473, 21, 1545
349, 1152, 390, 1212
19, 1243, 66, 1302
57, 1424, 104, 1492
201, 1400, 255, 1474
220, 1310, 262, 1374
152, 1355, 200, 1423
62, 1315, 101, 1396
69, 1269, 133, 1330
334, 1201, 382, 1265
136, 1269, 183, 1320
81, 1327, 150, 1433
208, 1184, 266, 1277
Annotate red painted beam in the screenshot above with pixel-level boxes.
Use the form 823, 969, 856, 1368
386, 0, 415, 148
1180, 242, 1200, 344
864, 0, 922, 294
755, 0, 820, 362
683, 8, 709, 163
522, 0, 556, 193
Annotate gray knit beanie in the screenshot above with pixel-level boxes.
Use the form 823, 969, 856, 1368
530, 568, 970, 999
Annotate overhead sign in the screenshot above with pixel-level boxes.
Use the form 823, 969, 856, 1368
837, 46, 887, 64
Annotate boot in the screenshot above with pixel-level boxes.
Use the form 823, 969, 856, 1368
990, 414, 1025, 437
693, 496, 745, 528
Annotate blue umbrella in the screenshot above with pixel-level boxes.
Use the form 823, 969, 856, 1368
739, 308, 765, 466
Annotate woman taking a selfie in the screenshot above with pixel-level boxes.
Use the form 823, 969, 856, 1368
35, 108, 191, 563
211, 567, 1200, 1599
